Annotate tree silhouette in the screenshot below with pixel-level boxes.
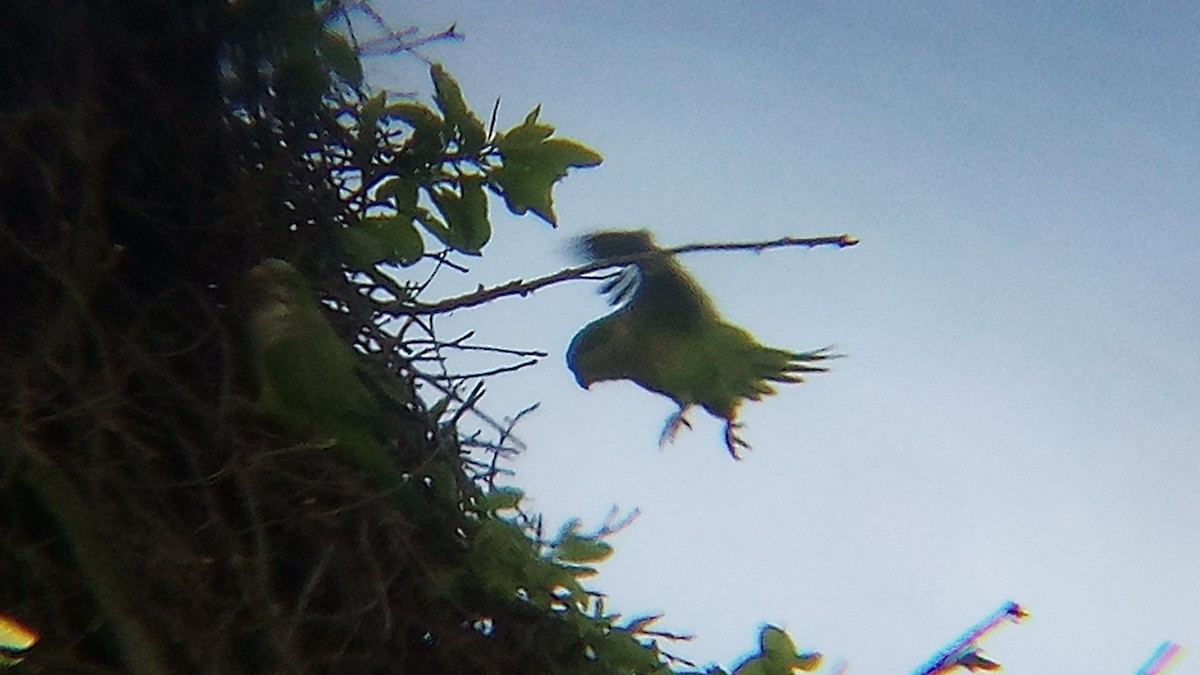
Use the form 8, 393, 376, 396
0, 2, 843, 673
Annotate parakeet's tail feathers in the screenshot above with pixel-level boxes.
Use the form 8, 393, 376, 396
748, 380, 777, 396
786, 346, 843, 371
749, 346, 841, 385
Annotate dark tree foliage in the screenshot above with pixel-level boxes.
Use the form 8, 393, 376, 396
0, 1, 820, 674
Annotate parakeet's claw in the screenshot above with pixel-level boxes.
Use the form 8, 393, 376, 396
723, 422, 751, 459
659, 408, 693, 446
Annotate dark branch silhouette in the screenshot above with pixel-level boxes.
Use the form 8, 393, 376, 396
387, 233, 858, 316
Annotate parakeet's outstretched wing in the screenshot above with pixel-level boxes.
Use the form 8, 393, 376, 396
577, 229, 715, 331
568, 229, 716, 396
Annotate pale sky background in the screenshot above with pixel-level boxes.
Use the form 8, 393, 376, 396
365, 2, 1199, 673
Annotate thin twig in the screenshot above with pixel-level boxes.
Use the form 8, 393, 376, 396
594, 506, 640, 538
446, 381, 486, 429
405, 331, 548, 358
388, 233, 858, 316
336, 1, 463, 56
415, 376, 528, 451
420, 359, 539, 381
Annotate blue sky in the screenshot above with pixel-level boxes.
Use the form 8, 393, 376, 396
368, 2, 1199, 672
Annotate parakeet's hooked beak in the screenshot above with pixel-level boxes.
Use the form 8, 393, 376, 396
565, 326, 600, 390
572, 370, 592, 390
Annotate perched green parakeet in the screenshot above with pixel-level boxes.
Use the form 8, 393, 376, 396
242, 259, 403, 486
566, 230, 837, 458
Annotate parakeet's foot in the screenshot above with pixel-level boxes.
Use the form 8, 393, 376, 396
723, 422, 751, 459
658, 408, 693, 446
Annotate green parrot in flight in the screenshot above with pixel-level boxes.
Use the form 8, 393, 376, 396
566, 230, 838, 458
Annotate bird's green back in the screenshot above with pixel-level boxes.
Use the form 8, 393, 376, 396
243, 259, 401, 485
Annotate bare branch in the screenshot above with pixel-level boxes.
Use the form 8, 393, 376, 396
446, 381, 486, 429
405, 331, 548, 358
389, 233, 858, 316
418, 359, 540, 381
336, 1, 463, 57
413, 376, 529, 451
595, 506, 641, 538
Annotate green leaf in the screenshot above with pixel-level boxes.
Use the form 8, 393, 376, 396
553, 518, 581, 543
374, 175, 420, 213
760, 626, 797, 659
427, 394, 451, 420
380, 218, 425, 262
337, 228, 380, 267
385, 101, 448, 160
427, 461, 459, 505
542, 568, 589, 607
488, 162, 558, 223
495, 105, 555, 149
430, 63, 468, 123
621, 614, 663, 634
339, 215, 424, 267
478, 487, 524, 513
588, 631, 664, 671
360, 92, 386, 135
559, 563, 599, 579
538, 138, 604, 168
756, 626, 822, 673
431, 63, 487, 152
731, 657, 769, 675
473, 519, 538, 597
384, 101, 444, 133
318, 30, 363, 86
426, 176, 490, 253
795, 652, 822, 672
354, 92, 386, 164
555, 535, 613, 564
490, 127, 603, 225
500, 136, 604, 171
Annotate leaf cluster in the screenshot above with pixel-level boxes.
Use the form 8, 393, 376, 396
337, 65, 602, 269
